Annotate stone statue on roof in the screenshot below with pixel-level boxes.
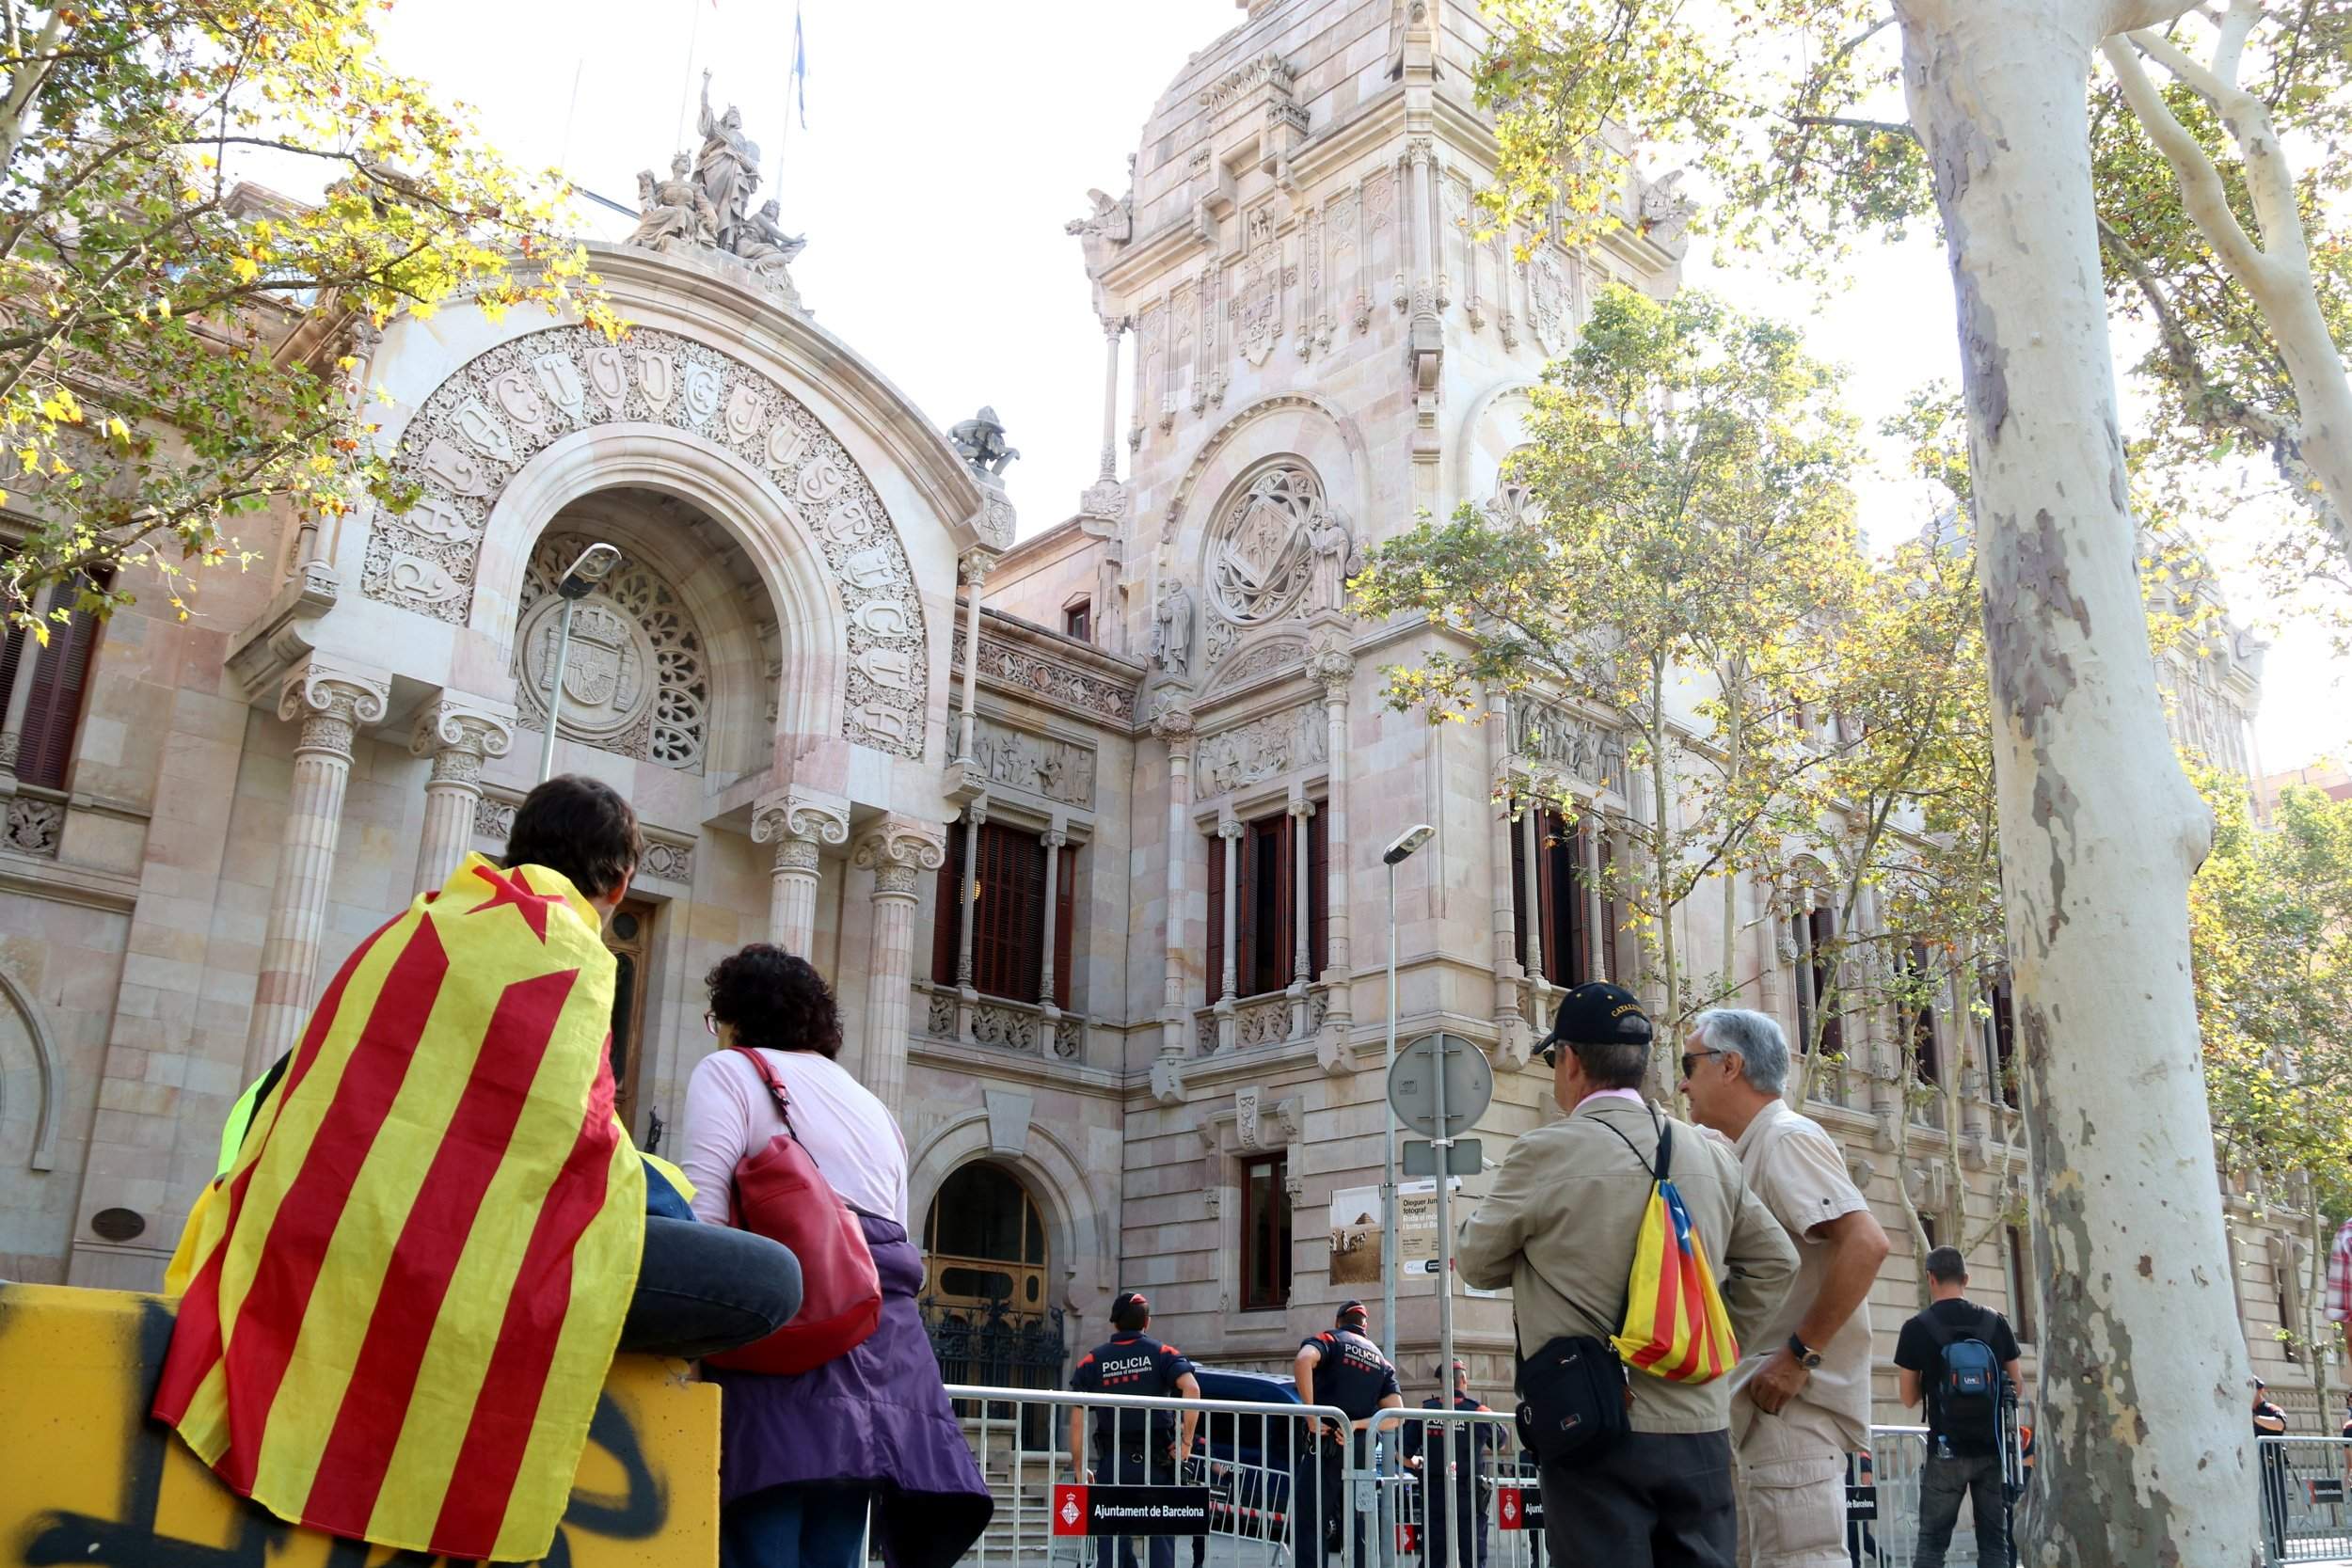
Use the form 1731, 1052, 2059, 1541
628, 152, 718, 252
949, 407, 1021, 478
694, 70, 763, 250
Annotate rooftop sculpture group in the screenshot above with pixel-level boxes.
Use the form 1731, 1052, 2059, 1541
628, 72, 806, 308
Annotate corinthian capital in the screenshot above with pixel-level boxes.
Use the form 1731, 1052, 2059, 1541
278, 658, 390, 758
1308, 632, 1357, 695
752, 787, 851, 852
853, 816, 948, 895
1151, 701, 1198, 753
410, 694, 516, 781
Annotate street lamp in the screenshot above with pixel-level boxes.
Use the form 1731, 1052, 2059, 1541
1380, 822, 1436, 1368
535, 542, 624, 783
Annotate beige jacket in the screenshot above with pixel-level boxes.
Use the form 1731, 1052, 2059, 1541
1457, 1095, 1800, 1434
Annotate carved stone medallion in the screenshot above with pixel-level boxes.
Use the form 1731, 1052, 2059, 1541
1208, 466, 1323, 626
516, 534, 707, 768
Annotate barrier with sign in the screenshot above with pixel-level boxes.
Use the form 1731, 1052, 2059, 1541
2258, 1435, 2352, 1565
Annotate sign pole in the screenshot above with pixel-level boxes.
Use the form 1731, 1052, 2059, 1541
1432, 1033, 1457, 1470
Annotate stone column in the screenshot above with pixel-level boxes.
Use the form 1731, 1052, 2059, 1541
1488, 722, 1526, 1056
1407, 136, 1438, 318
750, 790, 850, 956
1520, 806, 1547, 985
952, 798, 987, 1041
408, 696, 516, 898
1152, 705, 1198, 1060
246, 660, 390, 1078
1216, 816, 1243, 1053
851, 817, 947, 1120
0, 594, 49, 794
1039, 827, 1068, 1054
1289, 797, 1316, 1042
1097, 315, 1124, 482
1310, 638, 1356, 1054
1581, 805, 1608, 985
956, 549, 993, 767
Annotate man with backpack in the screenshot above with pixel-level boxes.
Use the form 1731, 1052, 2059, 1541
1895, 1247, 2024, 1568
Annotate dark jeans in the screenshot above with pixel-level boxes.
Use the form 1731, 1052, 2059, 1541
1540, 1429, 1735, 1568
1294, 1430, 1374, 1566
619, 1214, 803, 1359
1096, 1447, 1178, 1568
2262, 1445, 2290, 1559
1423, 1478, 1489, 1567
1915, 1452, 2006, 1568
719, 1483, 869, 1568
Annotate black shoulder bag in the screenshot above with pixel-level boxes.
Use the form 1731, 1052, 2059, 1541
1511, 1114, 1665, 1467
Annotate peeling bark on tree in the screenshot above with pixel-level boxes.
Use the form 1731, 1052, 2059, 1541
1894, 1, 2256, 1560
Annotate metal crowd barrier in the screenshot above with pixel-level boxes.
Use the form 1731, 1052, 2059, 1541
2259, 1435, 2352, 1565
943, 1386, 2057, 1568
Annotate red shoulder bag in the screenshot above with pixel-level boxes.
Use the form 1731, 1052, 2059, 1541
701, 1046, 884, 1374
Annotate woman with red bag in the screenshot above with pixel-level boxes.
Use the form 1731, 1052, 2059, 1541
680, 944, 993, 1568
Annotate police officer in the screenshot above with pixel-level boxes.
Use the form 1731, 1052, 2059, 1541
1294, 1300, 1404, 1566
1403, 1360, 1494, 1567
1070, 1291, 1202, 1568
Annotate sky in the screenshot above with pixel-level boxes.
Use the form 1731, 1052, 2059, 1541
366, 0, 2344, 776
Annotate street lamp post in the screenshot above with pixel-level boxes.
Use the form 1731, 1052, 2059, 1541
1380, 822, 1436, 1369
535, 543, 624, 784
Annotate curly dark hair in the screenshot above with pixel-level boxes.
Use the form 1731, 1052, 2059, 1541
706, 943, 844, 1059
503, 775, 641, 900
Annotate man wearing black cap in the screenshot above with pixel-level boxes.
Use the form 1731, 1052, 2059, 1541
1071, 1291, 1202, 1568
1295, 1299, 1406, 1565
1403, 1359, 1497, 1566
1458, 982, 1798, 1568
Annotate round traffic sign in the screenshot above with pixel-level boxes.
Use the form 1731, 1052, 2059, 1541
1386, 1031, 1494, 1140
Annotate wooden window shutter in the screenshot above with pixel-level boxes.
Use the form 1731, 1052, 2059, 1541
1274, 810, 1297, 990
1534, 812, 1561, 983
17, 594, 101, 790
1600, 836, 1621, 984
1510, 805, 1530, 970
1204, 828, 1226, 1005
1566, 819, 1592, 985
1809, 905, 1840, 1057
1015, 830, 1046, 1002
1308, 806, 1329, 977
930, 822, 965, 987
1054, 843, 1076, 1010
1235, 821, 1263, 997
0, 620, 25, 737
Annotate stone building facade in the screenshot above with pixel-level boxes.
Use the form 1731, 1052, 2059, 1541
0, 0, 2314, 1426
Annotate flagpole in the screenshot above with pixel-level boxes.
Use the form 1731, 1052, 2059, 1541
674, 0, 705, 158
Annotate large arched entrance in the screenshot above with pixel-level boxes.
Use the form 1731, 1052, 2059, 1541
921, 1161, 1065, 1443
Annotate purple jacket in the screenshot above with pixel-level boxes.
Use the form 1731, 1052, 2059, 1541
705, 1214, 992, 1568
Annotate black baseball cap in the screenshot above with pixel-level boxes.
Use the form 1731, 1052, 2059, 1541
1536, 982, 1653, 1064
1336, 1300, 1368, 1325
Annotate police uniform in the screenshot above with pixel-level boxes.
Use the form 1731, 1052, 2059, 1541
1295, 1313, 1400, 1566
1073, 1327, 1195, 1568
1404, 1389, 1496, 1567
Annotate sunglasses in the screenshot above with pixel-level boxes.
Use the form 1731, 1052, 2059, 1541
1680, 1049, 1724, 1080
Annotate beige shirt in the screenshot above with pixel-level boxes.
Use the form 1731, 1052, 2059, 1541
1458, 1096, 1799, 1435
1726, 1100, 1875, 1449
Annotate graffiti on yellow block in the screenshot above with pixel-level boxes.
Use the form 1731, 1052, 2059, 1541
0, 1285, 719, 1568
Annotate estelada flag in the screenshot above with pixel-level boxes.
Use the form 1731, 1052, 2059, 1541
1610, 1119, 1739, 1384
152, 852, 646, 1561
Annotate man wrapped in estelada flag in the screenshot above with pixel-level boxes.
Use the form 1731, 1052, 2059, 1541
151, 775, 802, 1560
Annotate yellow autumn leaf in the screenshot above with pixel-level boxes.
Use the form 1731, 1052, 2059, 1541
231, 255, 261, 283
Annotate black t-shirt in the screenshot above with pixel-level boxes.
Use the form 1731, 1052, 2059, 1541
2253, 1400, 2289, 1437
1073, 1332, 1194, 1455
1894, 1299, 2021, 1455
1298, 1328, 1401, 1420
1403, 1393, 1497, 1473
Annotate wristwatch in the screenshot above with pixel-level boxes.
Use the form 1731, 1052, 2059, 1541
1787, 1334, 1823, 1370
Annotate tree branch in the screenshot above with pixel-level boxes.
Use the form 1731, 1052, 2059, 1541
1787, 114, 1917, 138
2101, 36, 2270, 284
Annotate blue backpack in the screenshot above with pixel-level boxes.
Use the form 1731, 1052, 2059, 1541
1928, 1313, 2003, 1447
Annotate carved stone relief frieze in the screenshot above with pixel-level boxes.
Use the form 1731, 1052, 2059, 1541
953, 626, 1139, 723
970, 716, 1097, 808
363, 324, 929, 760
639, 838, 695, 883
1507, 691, 1629, 797
1202, 635, 1308, 699
1195, 703, 1327, 797
1526, 247, 1570, 354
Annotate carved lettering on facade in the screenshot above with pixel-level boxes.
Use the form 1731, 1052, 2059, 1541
364, 325, 929, 761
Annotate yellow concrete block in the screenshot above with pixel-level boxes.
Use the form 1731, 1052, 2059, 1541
0, 1283, 719, 1568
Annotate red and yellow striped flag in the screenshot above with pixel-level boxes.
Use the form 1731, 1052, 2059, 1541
1612, 1176, 1740, 1385
153, 852, 646, 1561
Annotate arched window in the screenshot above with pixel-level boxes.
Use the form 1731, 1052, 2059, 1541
923, 1162, 1049, 1313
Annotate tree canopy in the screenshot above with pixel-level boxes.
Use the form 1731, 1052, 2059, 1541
0, 0, 615, 635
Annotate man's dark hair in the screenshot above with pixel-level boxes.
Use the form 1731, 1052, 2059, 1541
706, 943, 844, 1059
1572, 1037, 1650, 1091
1925, 1245, 1969, 1285
503, 775, 642, 899
1111, 1294, 1151, 1333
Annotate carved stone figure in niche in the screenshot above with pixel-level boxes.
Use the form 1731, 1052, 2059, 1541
694, 71, 762, 249
1151, 579, 1196, 680
1307, 507, 1362, 615
1065, 189, 1133, 277
1209, 465, 1322, 626
628, 154, 718, 252
948, 406, 1021, 477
